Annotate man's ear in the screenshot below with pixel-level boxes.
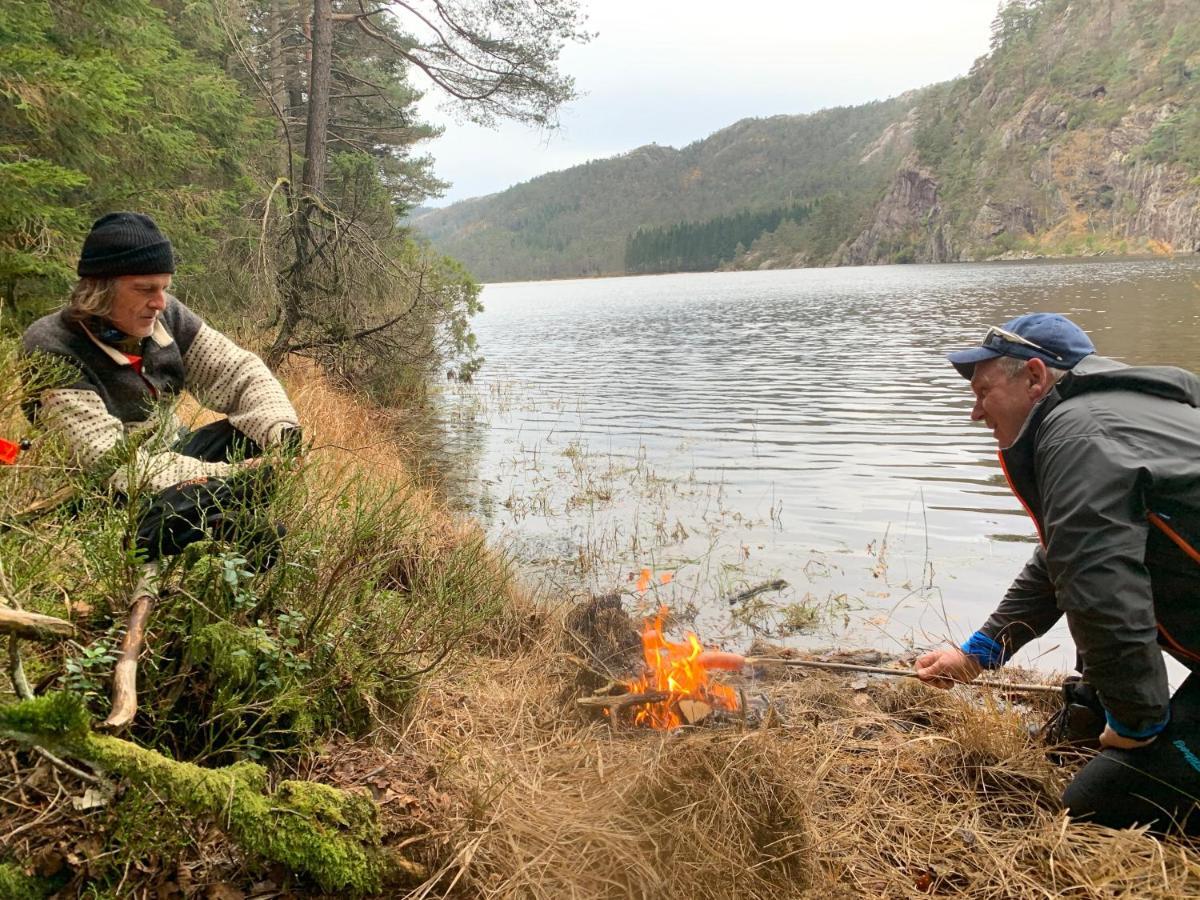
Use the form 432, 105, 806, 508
1026, 358, 1054, 398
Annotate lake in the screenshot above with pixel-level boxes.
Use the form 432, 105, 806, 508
437, 258, 1200, 671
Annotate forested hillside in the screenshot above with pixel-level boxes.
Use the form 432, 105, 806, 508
415, 0, 1200, 281
410, 97, 918, 280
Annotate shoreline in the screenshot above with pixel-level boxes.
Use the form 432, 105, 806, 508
476, 250, 1199, 287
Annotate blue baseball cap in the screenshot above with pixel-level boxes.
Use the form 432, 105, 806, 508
946, 313, 1095, 379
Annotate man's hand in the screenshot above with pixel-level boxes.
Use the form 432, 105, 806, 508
914, 647, 982, 689
1099, 724, 1157, 750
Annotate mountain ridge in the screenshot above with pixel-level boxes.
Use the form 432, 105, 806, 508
414, 0, 1200, 282
411, 95, 920, 280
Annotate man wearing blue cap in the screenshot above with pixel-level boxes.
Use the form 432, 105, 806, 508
916, 312, 1200, 833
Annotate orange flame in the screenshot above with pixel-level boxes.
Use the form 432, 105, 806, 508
624, 608, 740, 729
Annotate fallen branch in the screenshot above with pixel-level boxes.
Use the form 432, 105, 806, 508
0, 606, 74, 641
0, 693, 427, 892
102, 566, 157, 730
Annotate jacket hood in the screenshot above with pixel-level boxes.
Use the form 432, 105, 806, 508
1055, 355, 1200, 408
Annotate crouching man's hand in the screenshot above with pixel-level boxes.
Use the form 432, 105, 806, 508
914, 647, 982, 690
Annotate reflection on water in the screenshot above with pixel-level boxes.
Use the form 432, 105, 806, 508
437, 258, 1200, 668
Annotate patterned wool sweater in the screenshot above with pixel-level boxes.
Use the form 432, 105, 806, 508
22, 296, 299, 494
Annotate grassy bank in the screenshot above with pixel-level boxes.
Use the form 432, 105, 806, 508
2, 332, 1200, 897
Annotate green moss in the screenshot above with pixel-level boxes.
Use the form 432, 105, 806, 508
82, 735, 388, 894
266, 693, 317, 743
0, 692, 89, 739
0, 862, 52, 900
189, 622, 264, 687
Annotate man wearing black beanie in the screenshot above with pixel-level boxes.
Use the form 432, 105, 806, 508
21, 212, 302, 564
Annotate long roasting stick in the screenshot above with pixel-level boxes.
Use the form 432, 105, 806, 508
698, 651, 1062, 695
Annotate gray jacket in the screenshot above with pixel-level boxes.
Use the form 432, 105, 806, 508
980, 355, 1200, 735
22, 297, 298, 494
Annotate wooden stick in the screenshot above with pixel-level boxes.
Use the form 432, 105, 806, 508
0, 606, 74, 641
744, 656, 1061, 695
102, 566, 158, 730
576, 690, 671, 713
722, 579, 788, 606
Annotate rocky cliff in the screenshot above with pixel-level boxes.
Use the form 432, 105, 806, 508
837, 0, 1200, 266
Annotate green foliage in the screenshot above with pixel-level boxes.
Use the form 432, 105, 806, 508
0, 863, 54, 900
2, 329, 504, 891
1137, 107, 1200, 171
625, 202, 815, 274
989, 0, 1045, 52
0, 0, 265, 310
62, 633, 119, 703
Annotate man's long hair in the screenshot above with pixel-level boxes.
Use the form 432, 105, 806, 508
65, 277, 117, 322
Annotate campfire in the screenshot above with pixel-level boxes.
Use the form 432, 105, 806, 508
595, 608, 741, 729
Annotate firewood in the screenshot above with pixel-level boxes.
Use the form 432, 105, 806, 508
678, 699, 712, 725
576, 690, 671, 714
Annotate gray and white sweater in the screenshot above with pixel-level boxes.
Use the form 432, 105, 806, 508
21, 296, 299, 494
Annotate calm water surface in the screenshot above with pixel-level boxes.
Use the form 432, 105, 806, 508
439, 258, 1200, 670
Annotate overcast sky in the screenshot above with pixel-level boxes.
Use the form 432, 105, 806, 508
414, 1, 1000, 206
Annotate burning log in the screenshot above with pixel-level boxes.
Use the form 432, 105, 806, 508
577, 690, 671, 715
677, 699, 712, 725
577, 608, 741, 729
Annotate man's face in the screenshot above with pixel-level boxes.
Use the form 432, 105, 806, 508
107, 274, 171, 338
969, 357, 1040, 448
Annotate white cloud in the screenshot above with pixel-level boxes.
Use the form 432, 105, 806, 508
414, 0, 999, 205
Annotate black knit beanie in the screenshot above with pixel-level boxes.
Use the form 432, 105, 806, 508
77, 212, 175, 277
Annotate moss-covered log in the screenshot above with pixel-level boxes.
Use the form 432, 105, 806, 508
0, 693, 425, 895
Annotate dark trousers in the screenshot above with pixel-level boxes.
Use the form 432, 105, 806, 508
1063, 671, 1200, 833
133, 420, 283, 565
176, 418, 263, 463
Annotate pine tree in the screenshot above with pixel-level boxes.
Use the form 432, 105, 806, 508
0, 0, 263, 314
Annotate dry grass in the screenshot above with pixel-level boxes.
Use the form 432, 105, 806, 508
352, 626, 1200, 899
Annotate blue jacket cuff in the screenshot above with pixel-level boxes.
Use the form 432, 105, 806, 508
960, 631, 1007, 669
1105, 709, 1170, 740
